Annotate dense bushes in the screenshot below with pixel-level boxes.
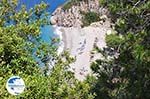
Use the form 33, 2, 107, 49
0, 0, 94, 98
82, 12, 100, 26
90, 0, 150, 99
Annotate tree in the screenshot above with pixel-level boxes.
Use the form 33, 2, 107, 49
90, 0, 150, 99
0, 0, 94, 98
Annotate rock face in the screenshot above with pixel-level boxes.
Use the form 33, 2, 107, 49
51, 0, 108, 27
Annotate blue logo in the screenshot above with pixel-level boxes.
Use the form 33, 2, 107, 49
6, 76, 25, 95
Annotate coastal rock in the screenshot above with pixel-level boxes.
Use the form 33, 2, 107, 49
51, 0, 101, 27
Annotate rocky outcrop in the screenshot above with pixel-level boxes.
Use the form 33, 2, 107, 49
50, 0, 108, 27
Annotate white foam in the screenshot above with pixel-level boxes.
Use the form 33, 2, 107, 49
53, 25, 64, 55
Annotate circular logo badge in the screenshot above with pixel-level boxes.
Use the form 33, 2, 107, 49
6, 76, 25, 95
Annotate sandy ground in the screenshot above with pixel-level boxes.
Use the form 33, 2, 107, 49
54, 20, 111, 80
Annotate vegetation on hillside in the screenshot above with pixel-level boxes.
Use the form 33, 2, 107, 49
62, 0, 83, 10
82, 11, 101, 26
90, 0, 150, 99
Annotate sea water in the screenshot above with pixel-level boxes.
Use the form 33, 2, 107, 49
18, 0, 67, 43
18, 0, 67, 67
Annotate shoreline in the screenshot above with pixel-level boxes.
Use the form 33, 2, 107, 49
53, 25, 65, 55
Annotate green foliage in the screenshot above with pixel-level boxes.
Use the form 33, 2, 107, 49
90, 0, 150, 99
0, 0, 94, 98
106, 34, 124, 49
63, 0, 83, 10
100, 0, 150, 34
82, 12, 100, 26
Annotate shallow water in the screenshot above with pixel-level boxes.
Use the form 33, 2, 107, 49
18, 0, 67, 66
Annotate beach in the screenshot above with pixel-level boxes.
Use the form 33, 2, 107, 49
50, 0, 113, 80
54, 19, 112, 80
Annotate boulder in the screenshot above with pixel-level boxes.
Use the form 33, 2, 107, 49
50, 16, 57, 25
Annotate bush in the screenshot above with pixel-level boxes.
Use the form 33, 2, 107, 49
82, 12, 100, 26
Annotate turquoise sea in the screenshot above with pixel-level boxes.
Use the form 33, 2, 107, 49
18, 0, 67, 66
19, 0, 67, 42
